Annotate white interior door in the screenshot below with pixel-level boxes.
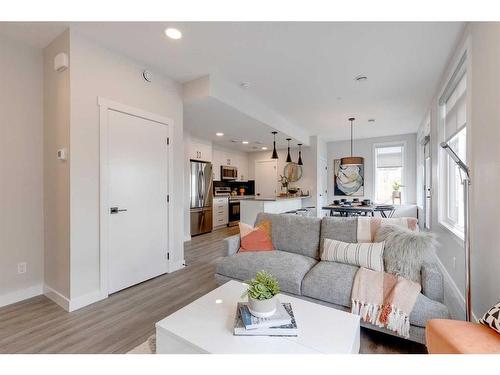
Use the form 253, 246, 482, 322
255, 160, 277, 199
319, 158, 328, 216
107, 109, 169, 294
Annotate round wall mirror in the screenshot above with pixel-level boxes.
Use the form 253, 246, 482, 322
284, 162, 303, 182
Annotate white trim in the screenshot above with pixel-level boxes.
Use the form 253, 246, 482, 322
69, 290, 107, 312
98, 97, 174, 299
0, 284, 43, 308
168, 260, 186, 273
433, 254, 478, 322
43, 285, 70, 311
372, 140, 407, 204
437, 36, 471, 241
440, 220, 465, 242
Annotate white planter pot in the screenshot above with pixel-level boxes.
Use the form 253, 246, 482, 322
247, 295, 278, 318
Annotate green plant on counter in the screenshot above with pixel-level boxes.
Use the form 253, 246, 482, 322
243, 271, 280, 300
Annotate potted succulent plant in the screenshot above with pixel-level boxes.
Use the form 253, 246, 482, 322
243, 271, 280, 318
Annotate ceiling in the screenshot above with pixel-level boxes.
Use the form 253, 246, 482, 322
185, 96, 300, 152
0, 22, 68, 48
0, 22, 465, 142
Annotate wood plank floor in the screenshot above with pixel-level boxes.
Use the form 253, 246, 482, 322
0, 226, 426, 354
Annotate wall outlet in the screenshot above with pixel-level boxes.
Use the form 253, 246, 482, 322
17, 262, 27, 274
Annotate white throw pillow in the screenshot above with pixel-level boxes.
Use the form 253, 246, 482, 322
321, 238, 384, 272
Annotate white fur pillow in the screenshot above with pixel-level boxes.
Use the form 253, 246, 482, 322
375, 224, 436, 283
322, 238, 384, 272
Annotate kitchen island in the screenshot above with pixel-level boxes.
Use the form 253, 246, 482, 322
239, 196, 311, 225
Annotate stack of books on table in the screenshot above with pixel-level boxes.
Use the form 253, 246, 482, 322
233, 302, 298, 336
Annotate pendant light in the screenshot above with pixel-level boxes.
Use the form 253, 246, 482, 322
340, 117, 364, 165
286, 138, 292, 162
297, 144, 303, 165
271, 131, 279, 159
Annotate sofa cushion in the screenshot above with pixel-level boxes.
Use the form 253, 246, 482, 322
320, 217, 358, 255
215, 250, 317, 295
255, 213, 321, 259
302, 261, 359, 307
321, 238, 385, 272
238, 221, 274, 252
302, 261, 449, 327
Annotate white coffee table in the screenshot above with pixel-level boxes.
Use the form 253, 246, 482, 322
155, 280, 360, 354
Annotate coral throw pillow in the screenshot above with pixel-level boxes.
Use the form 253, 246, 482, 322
238, 221, 274, 252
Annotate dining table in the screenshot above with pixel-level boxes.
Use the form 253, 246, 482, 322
322, 203, 396, 218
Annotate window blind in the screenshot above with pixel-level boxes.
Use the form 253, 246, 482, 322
376, 146, 403, 168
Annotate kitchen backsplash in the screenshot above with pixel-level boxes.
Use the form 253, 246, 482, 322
213, 180, 255, 195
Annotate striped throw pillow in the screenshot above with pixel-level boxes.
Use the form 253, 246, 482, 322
321, 238, 385, 272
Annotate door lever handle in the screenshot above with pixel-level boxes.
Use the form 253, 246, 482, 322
110, 207, 128, 214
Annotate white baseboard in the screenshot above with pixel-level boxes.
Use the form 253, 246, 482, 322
169, 260, 186, 273
184, 235, 191, 242
69, 290, 107, 312
0, 284, 43, 308
44, 285, 107, 312
43, 285, 70, 311
434, 255, 478, 321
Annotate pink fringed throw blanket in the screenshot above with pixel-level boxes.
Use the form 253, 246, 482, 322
351, 267, 421, 338
357, 217, 419, 243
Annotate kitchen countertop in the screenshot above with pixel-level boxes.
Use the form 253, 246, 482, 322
242, 195, 311, 202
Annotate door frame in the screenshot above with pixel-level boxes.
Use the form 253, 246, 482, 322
98, 97, 174, 297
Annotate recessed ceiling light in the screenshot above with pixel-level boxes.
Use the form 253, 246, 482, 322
354, 74, 368, 82
368, 119, 376, 123
242, 141, 249, 144
165, 28, 182, 40
261, 146, 268, 150
216, 132, 224, 136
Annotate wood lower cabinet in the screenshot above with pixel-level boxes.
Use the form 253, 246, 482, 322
213, 197, 229, 228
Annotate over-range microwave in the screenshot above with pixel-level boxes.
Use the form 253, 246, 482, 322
221, 165, 238, 180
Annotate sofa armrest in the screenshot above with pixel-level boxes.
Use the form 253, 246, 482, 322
222, 234, 240, 257
421, 261, 444, 303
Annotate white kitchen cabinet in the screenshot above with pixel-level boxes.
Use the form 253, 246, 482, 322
212, 197, 229, 228
212, 147, 249, 181
189, 138, 212, 162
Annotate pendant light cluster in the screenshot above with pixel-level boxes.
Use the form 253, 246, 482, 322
340, 117, 364, 165
270, 132, 303, 165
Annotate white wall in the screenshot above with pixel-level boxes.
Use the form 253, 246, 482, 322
43, 30, 71, 301
0, 34, 44, 306
418, 23, 500, 320
212, 145, 249, 181
69, 31, 185, 300
469, 22, 500, 317
326, 133, 417, 204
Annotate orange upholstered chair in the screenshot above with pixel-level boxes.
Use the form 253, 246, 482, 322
426, 319, 500, 354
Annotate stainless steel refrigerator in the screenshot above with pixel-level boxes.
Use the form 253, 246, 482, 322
190, 160, 213, 236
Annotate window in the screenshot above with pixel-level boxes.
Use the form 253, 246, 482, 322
439, 61, 467, 236
374, 144, 404, 204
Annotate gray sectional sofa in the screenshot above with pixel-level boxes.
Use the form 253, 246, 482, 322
215, 213, 449, 344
